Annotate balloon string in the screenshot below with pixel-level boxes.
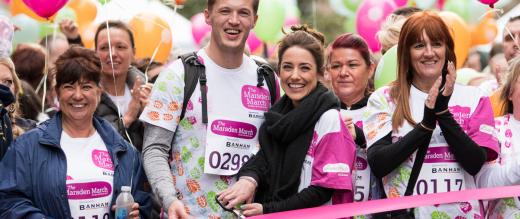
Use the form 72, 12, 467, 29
41, 34, 49, 113
144, 42, 162, 83
105, 17, 136, 190
477, 8, 501, 21
493, 8, 520, 53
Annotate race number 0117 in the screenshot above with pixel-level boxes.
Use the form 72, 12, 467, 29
209, 151, 250, 171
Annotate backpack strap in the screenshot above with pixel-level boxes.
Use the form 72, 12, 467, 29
254, 60, 277, 105
179, 52, 208, 124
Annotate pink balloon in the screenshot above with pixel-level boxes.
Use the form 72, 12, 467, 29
247, 31, 262, 53
356, 0, 397, 52
479, 0, 499, 8
22, 0, 68, 18
284, 16, 299, 26
436, 0, 446, 10
394, 0, 407, 7
191, 13, 211, 45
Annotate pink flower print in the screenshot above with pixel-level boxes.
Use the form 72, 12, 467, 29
459, 202, 472, 214
473, 214, 482, 219
455, 216, 467, 219
506, 129, 512, 138
187, 116, 197, 125
505, 141, 512, 148
187, 100, 193, 111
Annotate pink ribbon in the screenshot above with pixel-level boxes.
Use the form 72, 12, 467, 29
250, 185, 520, 219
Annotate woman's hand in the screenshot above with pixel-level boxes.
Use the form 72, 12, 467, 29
441, 61, 456, 97
112, 202, 140, 219
123, 77, 145, 127
241, 203, 263, 217
425, 76, 442, 109
341, 114, 356, 139
138, 83, 153, 112
59, 19, 79, 39
217, 178, 257, 209
168, 200, 194, 219
434, 61, 456, 114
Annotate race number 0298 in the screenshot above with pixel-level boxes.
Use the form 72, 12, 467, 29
209, 151, 250, 171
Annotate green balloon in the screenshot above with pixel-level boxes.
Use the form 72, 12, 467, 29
342, 0, 363, 12
39, 22, 56, 38
343, 18, 356, 33
444, 0, 470, 22
12, 14, 41, 47
55, 7, 77, 23
98, 0, 111, 5
374, 45, 397, 89
254, 0, 286, 43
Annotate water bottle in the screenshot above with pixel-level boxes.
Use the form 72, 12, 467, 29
115, 186, 134, 219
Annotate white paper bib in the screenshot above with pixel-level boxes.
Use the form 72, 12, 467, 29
203, 84, 269, 175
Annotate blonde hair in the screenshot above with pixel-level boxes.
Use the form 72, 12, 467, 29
377, 14, 407, 54
0, 57, 25, 137
499, 56, 520, 115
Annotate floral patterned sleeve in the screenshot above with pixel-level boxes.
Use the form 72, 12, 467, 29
363, 87, 394, 148
140, 61, 185, 131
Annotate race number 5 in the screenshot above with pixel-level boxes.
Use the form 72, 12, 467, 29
354, 186, 365, 202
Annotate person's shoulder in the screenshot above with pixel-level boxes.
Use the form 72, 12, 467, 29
315, 109, 342, 133
454, 83, 484, 96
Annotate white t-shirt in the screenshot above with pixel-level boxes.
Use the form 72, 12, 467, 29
140, 49, 272, 217
483, 114, 520, 219
107, 84, 132, 116
363, 84, 498, 218
61, 131, 114, 219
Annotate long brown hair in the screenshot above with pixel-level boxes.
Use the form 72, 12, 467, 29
391, 11, 456, 131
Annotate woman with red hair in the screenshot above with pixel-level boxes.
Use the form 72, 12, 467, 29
364, 11, 498, 218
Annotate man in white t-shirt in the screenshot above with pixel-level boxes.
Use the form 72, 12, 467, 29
139, 0, 279, 218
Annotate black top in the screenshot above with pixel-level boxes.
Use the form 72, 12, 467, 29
239, 83, 340, 213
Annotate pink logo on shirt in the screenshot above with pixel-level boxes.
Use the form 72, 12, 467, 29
424, 146, 456, 163
355, 156, 368, 170
241, 85, 270, 111
67, 181, 112, 199
449, 106, 471, 127
92, 150, 114, 170
211, 120, 257, 139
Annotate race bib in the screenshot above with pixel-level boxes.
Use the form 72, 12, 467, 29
415, 146, 465, 195
354, 149, 371, 202
204, 118, 259, 175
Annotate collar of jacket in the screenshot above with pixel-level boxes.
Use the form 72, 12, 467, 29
37, 112, 128, 165
340, 95, 369, 110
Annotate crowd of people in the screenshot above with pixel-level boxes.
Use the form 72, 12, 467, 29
0, 0, 520, 218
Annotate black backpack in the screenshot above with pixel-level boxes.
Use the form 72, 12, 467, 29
178, 52, 277, 124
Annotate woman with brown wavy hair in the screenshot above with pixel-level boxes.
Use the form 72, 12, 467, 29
364, 11, 499, 218
217, 25, 357, 217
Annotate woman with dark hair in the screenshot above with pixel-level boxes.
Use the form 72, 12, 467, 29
94, 21, 152, 151
10, 43, 46, 91
217, 25, 357, 216
364, 11, 498, 218
477, 56, 520, 218
326, 33, 376, 205
0, 46, 151, 218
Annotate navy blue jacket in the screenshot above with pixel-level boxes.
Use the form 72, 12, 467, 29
0, 113, 151, 218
